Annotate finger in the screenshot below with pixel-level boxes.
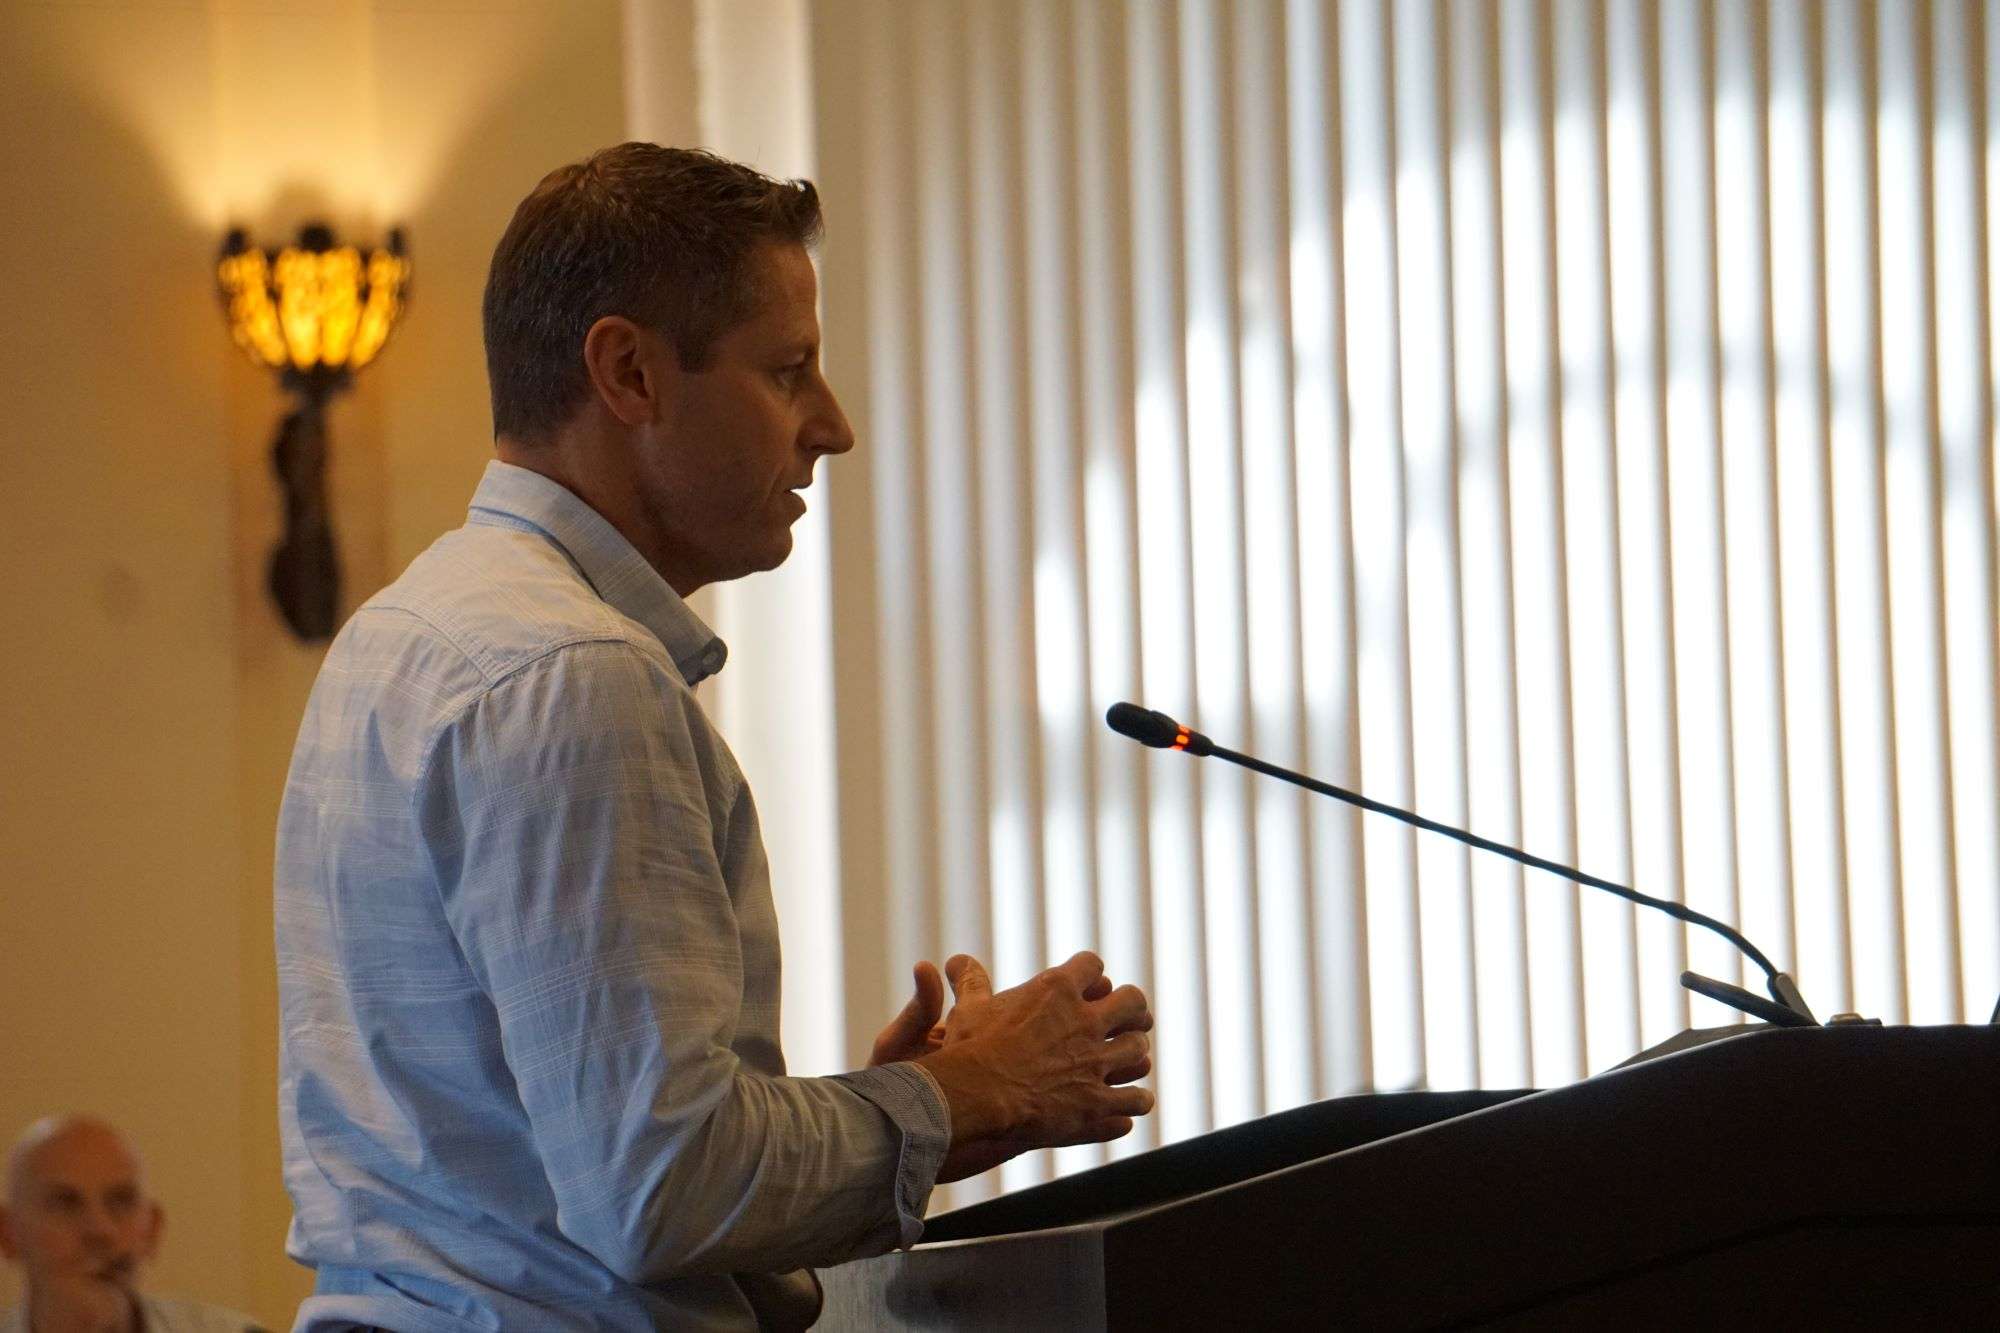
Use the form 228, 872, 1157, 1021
1056, 1117, 1135, 1147
1080, 973, 1114, 1002
1091, 983, 1153, 1036
1103, 1084, 1156, 1117
1100, 1031, 1152, 1085
1105, 1054, 1152, 1086
1099, 1030, 1151, 1074
1054, 950, 1106, 995
944, 954, 994, 1004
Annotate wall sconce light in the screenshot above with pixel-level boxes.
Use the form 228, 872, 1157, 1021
217, 223, 410, 640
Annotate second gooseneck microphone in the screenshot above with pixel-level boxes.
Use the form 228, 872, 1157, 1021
1105, 700, 1815, 1027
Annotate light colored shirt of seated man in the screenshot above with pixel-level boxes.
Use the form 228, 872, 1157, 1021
0, 1116, 268, 1333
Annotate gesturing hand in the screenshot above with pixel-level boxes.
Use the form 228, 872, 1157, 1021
916, 951, 1155, 1182
869, 961, 947, 1066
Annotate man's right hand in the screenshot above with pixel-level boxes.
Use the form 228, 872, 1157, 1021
914, 951, 1154, 1182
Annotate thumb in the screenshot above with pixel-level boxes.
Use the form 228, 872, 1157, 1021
910, 960, 944, 1027
891, 961, 944, 1036
871, 962, 945, 1065
944, 954, 994, 1005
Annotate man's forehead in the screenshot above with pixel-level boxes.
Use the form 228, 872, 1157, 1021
753, 239, 818, 294
743, 243, 821, 331
8, 1118, 143, 1198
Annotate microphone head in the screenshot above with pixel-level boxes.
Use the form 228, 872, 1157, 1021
1105, 702, 1183, 748
1105, 701, 1210, 754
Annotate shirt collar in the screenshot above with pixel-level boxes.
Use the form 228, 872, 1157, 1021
464, 460, 729, 686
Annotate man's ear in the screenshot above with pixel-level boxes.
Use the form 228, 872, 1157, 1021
138, 1202, 163, 1262
0, 1204, 19, 1261
581, 315, 676, 428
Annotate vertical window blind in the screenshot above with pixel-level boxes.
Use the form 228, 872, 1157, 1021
808, 0, 2000, 1203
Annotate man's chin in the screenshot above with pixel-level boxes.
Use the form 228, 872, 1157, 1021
744, 533, 795, 576
39, 1269, 138, 1325
698, 532, 795, 589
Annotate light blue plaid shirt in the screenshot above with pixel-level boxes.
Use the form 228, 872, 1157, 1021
275, 461, 948, 1332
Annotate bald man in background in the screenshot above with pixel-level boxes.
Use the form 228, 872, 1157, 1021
0, 1117, 266, 1333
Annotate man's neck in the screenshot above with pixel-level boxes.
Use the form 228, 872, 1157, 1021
492, 440, 707, 597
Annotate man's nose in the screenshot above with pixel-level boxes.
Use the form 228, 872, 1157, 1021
78, 1205, 117, 1245
809, 381, 856, 456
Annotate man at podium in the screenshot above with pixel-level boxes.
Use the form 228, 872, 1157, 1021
272, 143, 1153, 1332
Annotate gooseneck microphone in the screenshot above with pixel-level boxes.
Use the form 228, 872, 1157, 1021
1106, 700, 1816, 1027
1105, 702, 1216, 755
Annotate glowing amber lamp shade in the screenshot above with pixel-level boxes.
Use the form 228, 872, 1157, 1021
215, 222, 409, 642
216, 223, 409, 380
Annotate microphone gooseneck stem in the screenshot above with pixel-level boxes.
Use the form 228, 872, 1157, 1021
1208, 741, 1783, 990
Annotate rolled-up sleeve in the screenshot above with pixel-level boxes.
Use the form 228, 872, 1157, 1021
832, 1063, 951, 1247
416, 638, 948, 1281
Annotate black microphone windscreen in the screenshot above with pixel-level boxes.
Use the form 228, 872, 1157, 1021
1105, 702, 1182, 749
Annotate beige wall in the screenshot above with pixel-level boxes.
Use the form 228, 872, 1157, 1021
0, 2, 679, 1323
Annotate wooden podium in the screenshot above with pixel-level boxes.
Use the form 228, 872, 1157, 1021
820, 1025, 2000, 1328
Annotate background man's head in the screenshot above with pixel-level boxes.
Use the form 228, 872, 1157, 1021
0, 1116, 163, 1302
482, 142, 824, 445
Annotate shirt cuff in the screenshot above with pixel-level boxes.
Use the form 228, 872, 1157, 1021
830, 1062, 951, 1248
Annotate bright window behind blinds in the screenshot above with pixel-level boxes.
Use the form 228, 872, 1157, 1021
810, 0, 2000, 1202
